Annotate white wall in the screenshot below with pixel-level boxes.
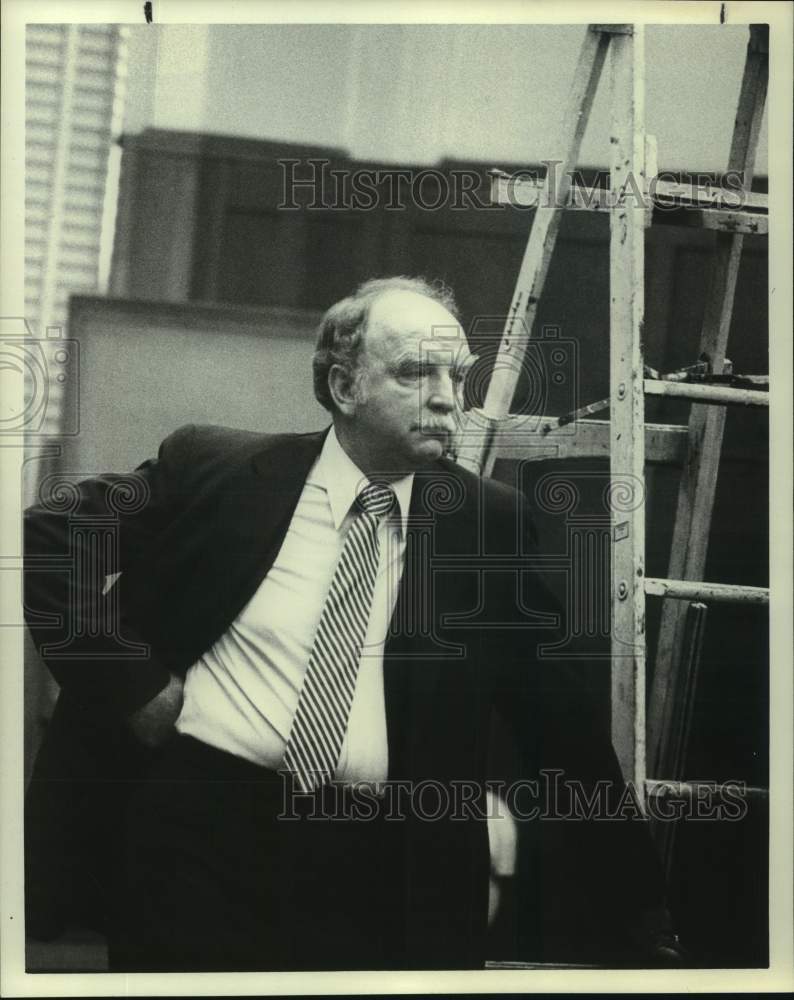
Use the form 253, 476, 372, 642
123, 23, 768, 173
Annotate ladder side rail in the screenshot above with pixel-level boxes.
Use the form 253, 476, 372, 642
652, 602, 708, 877
608, 25, 648, 790
456, 25, 611, 477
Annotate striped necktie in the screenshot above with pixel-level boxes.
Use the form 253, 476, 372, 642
282, 480, 397, 792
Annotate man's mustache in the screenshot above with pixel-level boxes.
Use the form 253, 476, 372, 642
419, 424, 455, 437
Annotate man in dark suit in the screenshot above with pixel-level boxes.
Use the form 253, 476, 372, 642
24, 276, 677, 972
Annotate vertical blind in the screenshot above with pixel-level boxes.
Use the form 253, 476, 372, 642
25, 23, 127, 437
23, 24, 128, 772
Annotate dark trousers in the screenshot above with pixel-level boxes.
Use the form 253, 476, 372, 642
108, 734, 407, 972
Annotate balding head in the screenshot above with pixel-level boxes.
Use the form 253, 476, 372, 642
315, 277, 474, 478
312, 276, 460, 414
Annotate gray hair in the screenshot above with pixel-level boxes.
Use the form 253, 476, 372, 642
312, 276, 460, 413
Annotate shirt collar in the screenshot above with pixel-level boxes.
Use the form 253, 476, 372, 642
310, 425, 414, 534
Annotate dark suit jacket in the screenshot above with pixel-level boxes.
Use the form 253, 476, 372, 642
24, 424, 666, 967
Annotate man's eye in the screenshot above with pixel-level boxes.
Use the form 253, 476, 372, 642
395, 364, 467, 385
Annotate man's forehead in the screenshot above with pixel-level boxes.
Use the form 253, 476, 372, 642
367, 289, 467, 351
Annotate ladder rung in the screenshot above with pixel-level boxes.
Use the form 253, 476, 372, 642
645, 578, 769, 604
489, 170, 769, 222
651, 180, 768, 213
486, 416, 762, 466
489, 415, 686, 463
645, 779, 769, 801
652, 205, 768, 236
643, 379, 769, 407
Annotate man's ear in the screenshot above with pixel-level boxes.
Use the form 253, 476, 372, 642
327, 363, 359, 416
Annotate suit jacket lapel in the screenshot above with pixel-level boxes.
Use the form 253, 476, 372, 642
168, 429, 328, 664
213, 429, 329, 623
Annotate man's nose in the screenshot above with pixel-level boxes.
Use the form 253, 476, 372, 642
427, 371, 457, 412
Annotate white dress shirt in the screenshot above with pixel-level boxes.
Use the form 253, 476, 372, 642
175, 427, 414, 784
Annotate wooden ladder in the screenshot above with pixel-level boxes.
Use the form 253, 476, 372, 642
454, 23, 770, 817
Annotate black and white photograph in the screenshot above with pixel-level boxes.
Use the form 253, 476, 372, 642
1, 0, 792, 994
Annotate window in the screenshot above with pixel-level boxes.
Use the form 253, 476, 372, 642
25, 24, 127, 436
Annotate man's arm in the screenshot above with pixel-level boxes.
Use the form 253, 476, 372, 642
125, 670, 185, 747
24, 424, 196, 731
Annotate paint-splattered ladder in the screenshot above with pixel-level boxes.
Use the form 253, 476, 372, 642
453, 25, 769, 855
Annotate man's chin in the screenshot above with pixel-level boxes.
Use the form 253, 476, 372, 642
410, 437, 449, 466
373, 436, 450, 476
